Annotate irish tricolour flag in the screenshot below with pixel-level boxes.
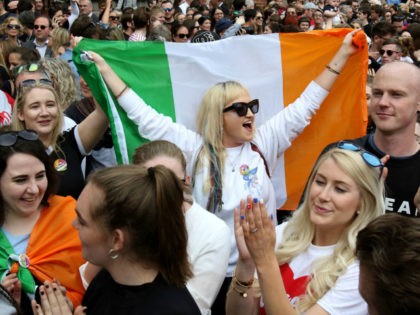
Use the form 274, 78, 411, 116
73, 29, 368, 210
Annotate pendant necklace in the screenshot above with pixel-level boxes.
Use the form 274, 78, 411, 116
228, 145, 244, 173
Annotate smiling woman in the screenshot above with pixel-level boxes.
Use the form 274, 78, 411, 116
0, 130, 85, 314
87, 29, 360, 314
11, 80, 109, 199
228, 147, 385, 315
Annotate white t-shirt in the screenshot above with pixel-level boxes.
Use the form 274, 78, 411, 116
258, 223, 368, 315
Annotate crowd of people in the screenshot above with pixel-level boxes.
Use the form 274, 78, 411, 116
0, 0, 419, 314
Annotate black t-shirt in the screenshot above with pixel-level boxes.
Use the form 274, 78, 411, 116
50, 127, 85, 199
83, 269, 201, 315
361, 135, 420, 217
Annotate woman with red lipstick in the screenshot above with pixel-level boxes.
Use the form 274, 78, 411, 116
87, 29, 360, 314
227, 146, 385, 315
10, 81, 108, 199
0, 130, 85, 314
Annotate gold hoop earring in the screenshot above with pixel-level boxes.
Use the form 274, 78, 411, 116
108, 248, 119, 260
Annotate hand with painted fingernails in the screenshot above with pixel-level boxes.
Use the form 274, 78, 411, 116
237, 195, 276, 267
31, 281, 86, 315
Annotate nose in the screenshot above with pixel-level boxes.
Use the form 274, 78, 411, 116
246, 107, 254, 117
318, 185, 331, 201
39, 104, 49, 116
26, 180, 40, 194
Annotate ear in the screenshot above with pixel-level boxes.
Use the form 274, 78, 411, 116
17, 109, 25, 122
111, 229, 125, 251
185, 175, 191, 186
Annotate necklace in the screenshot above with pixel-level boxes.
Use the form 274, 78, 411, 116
227, 145, 244, 172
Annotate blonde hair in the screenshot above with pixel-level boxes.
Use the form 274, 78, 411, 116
40, 58, 78, 109
275, 148, 384, 312
12, 83, 64, 151
0, 17, 24, 38
195, 81, 249, 193
50, 27, 71, 57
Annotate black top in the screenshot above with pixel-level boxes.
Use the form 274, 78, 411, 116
50, 127, 85, 199
83, 269, 201, 315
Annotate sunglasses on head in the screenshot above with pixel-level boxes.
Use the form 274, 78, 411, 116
7, 24, 21, 30
0, 130, 39, 147
379, 49, 399, 56
13, 63, 42, 77
223, 99, 259, 116
20, 78, 53, 87
177, 33, 188, 38
337, 141, 384, 176
34, 24, 48, 30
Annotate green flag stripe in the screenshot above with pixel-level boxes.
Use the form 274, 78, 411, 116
73, 39, 176, 163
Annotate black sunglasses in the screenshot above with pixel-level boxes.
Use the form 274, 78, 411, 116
109, 16, 120, 20
337, 141, 384, 177
223, 99, 259, 116
34, 24, 48, 30
177, 33, 188, 38
379, 49, 400, 56
0, 130, 39, 146
7, 24, 21, 30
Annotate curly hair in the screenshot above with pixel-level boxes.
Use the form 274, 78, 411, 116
0, 17, 24, 38
39, 58, 78, 109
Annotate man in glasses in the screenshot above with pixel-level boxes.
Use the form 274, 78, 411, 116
380, 38, 402, 64
161, 0, 175, 29
22, 16, 53, 58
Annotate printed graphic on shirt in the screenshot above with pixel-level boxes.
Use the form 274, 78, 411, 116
0, 111, 11, 126
259, 264, 311, 315
240, 164, 262, 197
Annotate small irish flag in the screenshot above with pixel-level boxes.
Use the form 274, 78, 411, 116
73, 29, 367, 210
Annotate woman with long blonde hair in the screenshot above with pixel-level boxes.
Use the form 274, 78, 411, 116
227, 145, 385, 315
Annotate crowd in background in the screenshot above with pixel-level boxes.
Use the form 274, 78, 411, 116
0, 0, 419, 314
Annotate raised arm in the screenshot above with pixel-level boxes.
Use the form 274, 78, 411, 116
314, 29, 360, 91
77, 97, 109, 153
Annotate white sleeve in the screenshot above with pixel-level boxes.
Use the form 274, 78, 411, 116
254, 81, 329, 167
186, 220, 231, 314
117, 89, 203, 154
317, 262, 368, 315
68, 2, 80, 28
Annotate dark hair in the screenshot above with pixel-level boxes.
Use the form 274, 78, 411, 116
358, 4, 371, 17
371, 4, 383, 16
0, 129, 58, 225
372, 21, 396, 38
70, 15, 104, 39
244, 9, 257, 22
356, 214, 420, 315
298, 16, 311, 26
132, 7, 150, 29
197, 15, 211, 26
87, 165, 192, 287
120, 13, 133, 30
6, 46, 40, 71
233, 0, 246, 11
171, 20, 190, 38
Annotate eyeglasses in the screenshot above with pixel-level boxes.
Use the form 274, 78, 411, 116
34, 24, 48, 30
20, 78, 53, 87
0, 130, 39, 147
110, 16, 120, 20
163, 8, 172, 12
7, 24, 21, 30
379, 49, 400, 56
223, 99, 259, 116
177, 33, 188, 38
337, 141, 384, 176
